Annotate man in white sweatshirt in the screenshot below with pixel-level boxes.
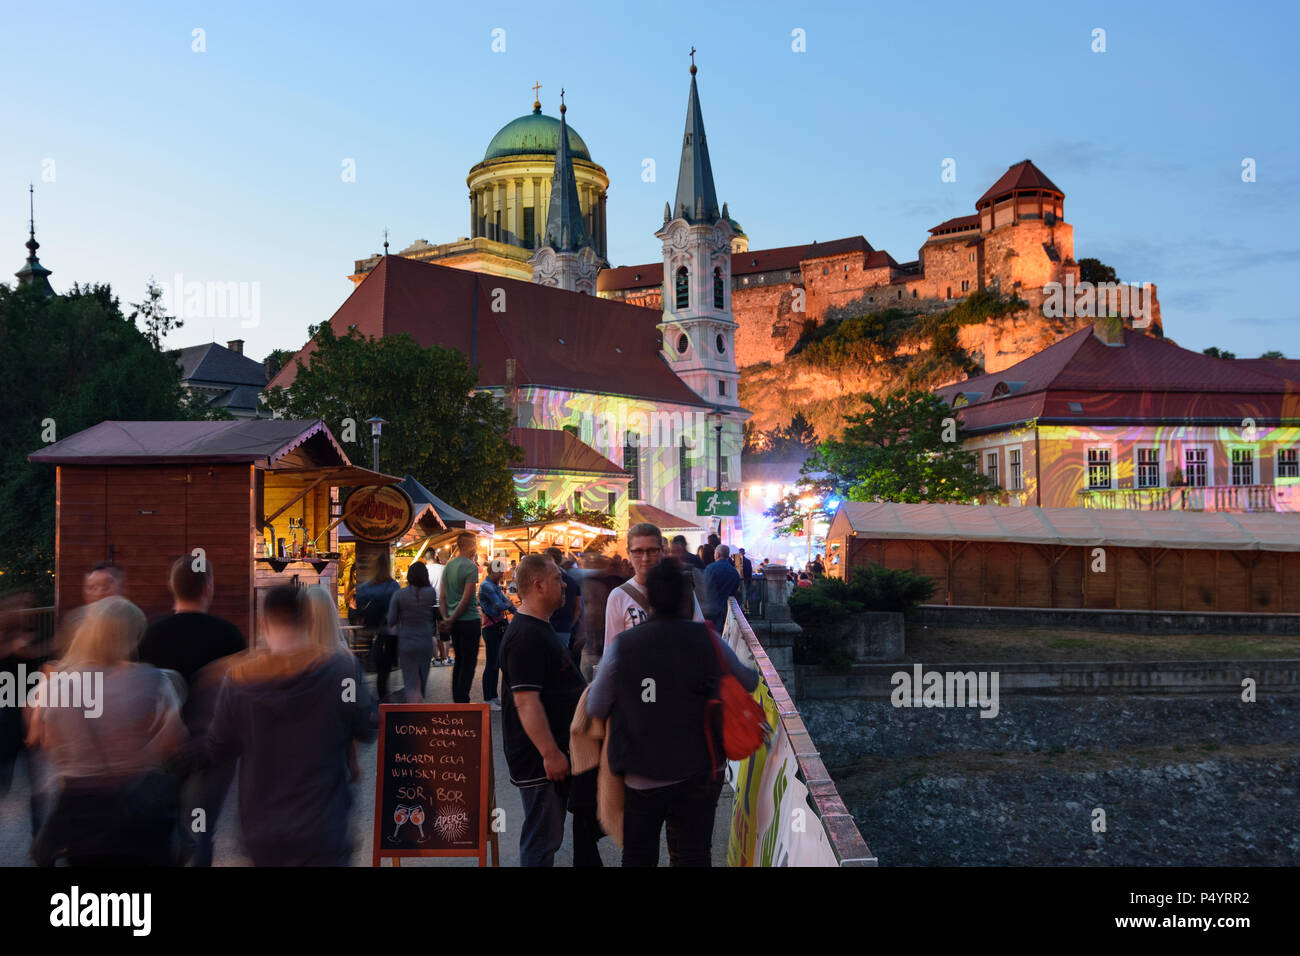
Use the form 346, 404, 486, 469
603, 523, 704, 654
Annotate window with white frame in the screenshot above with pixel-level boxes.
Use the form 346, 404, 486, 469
1230, 447, 1255, 486
1136, 447, 1161, 488
985, 450, 999, 487
1278, 447, 1299, 479
1086, 447, 1112, 489
1008, 448, 1023, 490
1184, 447, 1208, 487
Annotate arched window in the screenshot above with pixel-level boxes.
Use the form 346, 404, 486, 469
713, 267, 724, 309
675, 266, 689, 310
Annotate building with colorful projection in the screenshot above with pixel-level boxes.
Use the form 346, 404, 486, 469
935, 318, 1300, 514
271, 61, 748, 544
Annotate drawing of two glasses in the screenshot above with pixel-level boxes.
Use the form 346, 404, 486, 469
390, 803, 428, 842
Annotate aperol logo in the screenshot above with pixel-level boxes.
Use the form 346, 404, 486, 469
345, 485, 415, 543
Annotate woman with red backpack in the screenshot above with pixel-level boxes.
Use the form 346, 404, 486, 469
584, 558, 760, 867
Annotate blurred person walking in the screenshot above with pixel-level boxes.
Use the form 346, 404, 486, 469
137, 556, 246, 867
545, 547, 582, 656
575, 553, 626, 682
388, 560, 439, 703
205, 586, 377, 866
585, 559, 758, 867
29, 597, 188, 866
355, 553, 401, 701
439, 533, 482, 704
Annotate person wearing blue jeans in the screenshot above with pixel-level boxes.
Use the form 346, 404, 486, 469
499, 554, 587, 867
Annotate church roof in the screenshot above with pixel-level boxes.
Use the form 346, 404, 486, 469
977, 160, 1063, 206
267, 255, 711, 409
15, 186, 54, 296
483, 105, 593, 162
508, 427, 628, 476
672, 62, 721, 223
540, 97, 590, 252
177, 342, 269, 388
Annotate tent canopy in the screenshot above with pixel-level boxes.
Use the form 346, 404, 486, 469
828, 501, 1300, 553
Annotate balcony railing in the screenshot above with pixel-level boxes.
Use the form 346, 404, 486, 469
1077, 484, 1280, 512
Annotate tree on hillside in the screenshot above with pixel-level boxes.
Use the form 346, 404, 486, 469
1077, 258, 1118, 285
744, 412, 819, 457
1260, 350, 1286, 360
766, 389, 996, 534
262, 323, 520, 521
1203, 346, 1237, 360
0, 282, 204, 600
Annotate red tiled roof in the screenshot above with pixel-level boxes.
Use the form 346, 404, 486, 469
928, 214, 980, 235
977, 160, 1063, 207
628, 502, 702, 532
508, 427, 628, 476
597, 237, 875, 292
267, 256, 710, 408
1237, 358, 1300, 385
936, 327, 1300, 431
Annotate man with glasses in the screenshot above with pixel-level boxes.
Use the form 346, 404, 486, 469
604, 523, 704, 654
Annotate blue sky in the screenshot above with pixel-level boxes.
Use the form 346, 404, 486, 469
3, 0, 1297, 361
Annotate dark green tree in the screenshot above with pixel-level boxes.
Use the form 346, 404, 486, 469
1077, 258, 1118, 285
262, 348, 297, 377
127, 277, 183, 349
766, 389, 996, 534
1260, 350, 1286, 360
262, 323, 520, 521
1203, 346, 1237, 360
0, 282, 201, 600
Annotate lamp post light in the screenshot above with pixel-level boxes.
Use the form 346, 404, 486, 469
366, 416, 388, 472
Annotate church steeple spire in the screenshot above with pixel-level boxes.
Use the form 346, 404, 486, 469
529, 90, 604, 293
540, 89, 589, 252
673, 49, 720, 224
15, 184, 54, 296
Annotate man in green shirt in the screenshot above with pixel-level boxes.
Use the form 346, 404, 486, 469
439, 532, 482, 703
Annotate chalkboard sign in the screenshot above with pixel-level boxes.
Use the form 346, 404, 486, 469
372, 703, 497, 865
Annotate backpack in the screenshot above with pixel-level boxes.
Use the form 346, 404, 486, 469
704, 624, 769, 761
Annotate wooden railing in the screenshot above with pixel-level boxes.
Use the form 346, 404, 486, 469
1077, 484, 1280, 512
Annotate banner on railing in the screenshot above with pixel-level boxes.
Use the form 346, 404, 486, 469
723, 610, 838, 867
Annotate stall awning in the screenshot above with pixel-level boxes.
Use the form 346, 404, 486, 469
493, 518, 613, 554
629, 503, 702, 533
827, 501, 1300, 553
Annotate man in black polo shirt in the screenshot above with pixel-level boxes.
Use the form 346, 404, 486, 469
499, 553, 587, 867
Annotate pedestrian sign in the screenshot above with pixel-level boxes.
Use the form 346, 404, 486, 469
696, 490, 739, 517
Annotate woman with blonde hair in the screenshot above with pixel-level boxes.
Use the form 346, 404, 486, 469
29, 596, 187, 866
301, 585, 352, 657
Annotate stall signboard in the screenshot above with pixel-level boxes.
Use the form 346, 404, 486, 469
345, 484, 415, 544
372, 703, 498, 866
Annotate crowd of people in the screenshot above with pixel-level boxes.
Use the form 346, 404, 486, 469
0, 528, 823, 868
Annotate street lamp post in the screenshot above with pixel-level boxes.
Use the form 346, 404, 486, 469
366, 416, 388, 472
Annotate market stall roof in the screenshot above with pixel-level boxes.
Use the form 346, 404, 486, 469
397, 475, 492, 529
28, 419, 397, 483
828, 501, 1300, 553
629, 502, 702, 533
493, 516, 613, 554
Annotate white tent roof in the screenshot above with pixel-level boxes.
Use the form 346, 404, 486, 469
827, 501, 1300, 553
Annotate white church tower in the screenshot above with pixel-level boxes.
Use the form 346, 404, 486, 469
657, 53, 745, 494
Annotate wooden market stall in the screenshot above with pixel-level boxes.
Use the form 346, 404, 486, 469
28, 419, 400, 640
826, 501, 1300, 613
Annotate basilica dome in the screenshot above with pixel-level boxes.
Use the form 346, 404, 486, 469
484, 105, 592, 161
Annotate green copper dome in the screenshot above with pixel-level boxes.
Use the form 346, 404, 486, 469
483, 106, 592, 162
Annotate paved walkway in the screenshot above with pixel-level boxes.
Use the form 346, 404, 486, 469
0, 645, 734, 867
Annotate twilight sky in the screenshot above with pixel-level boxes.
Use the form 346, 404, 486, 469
3, 0, 1297, 361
